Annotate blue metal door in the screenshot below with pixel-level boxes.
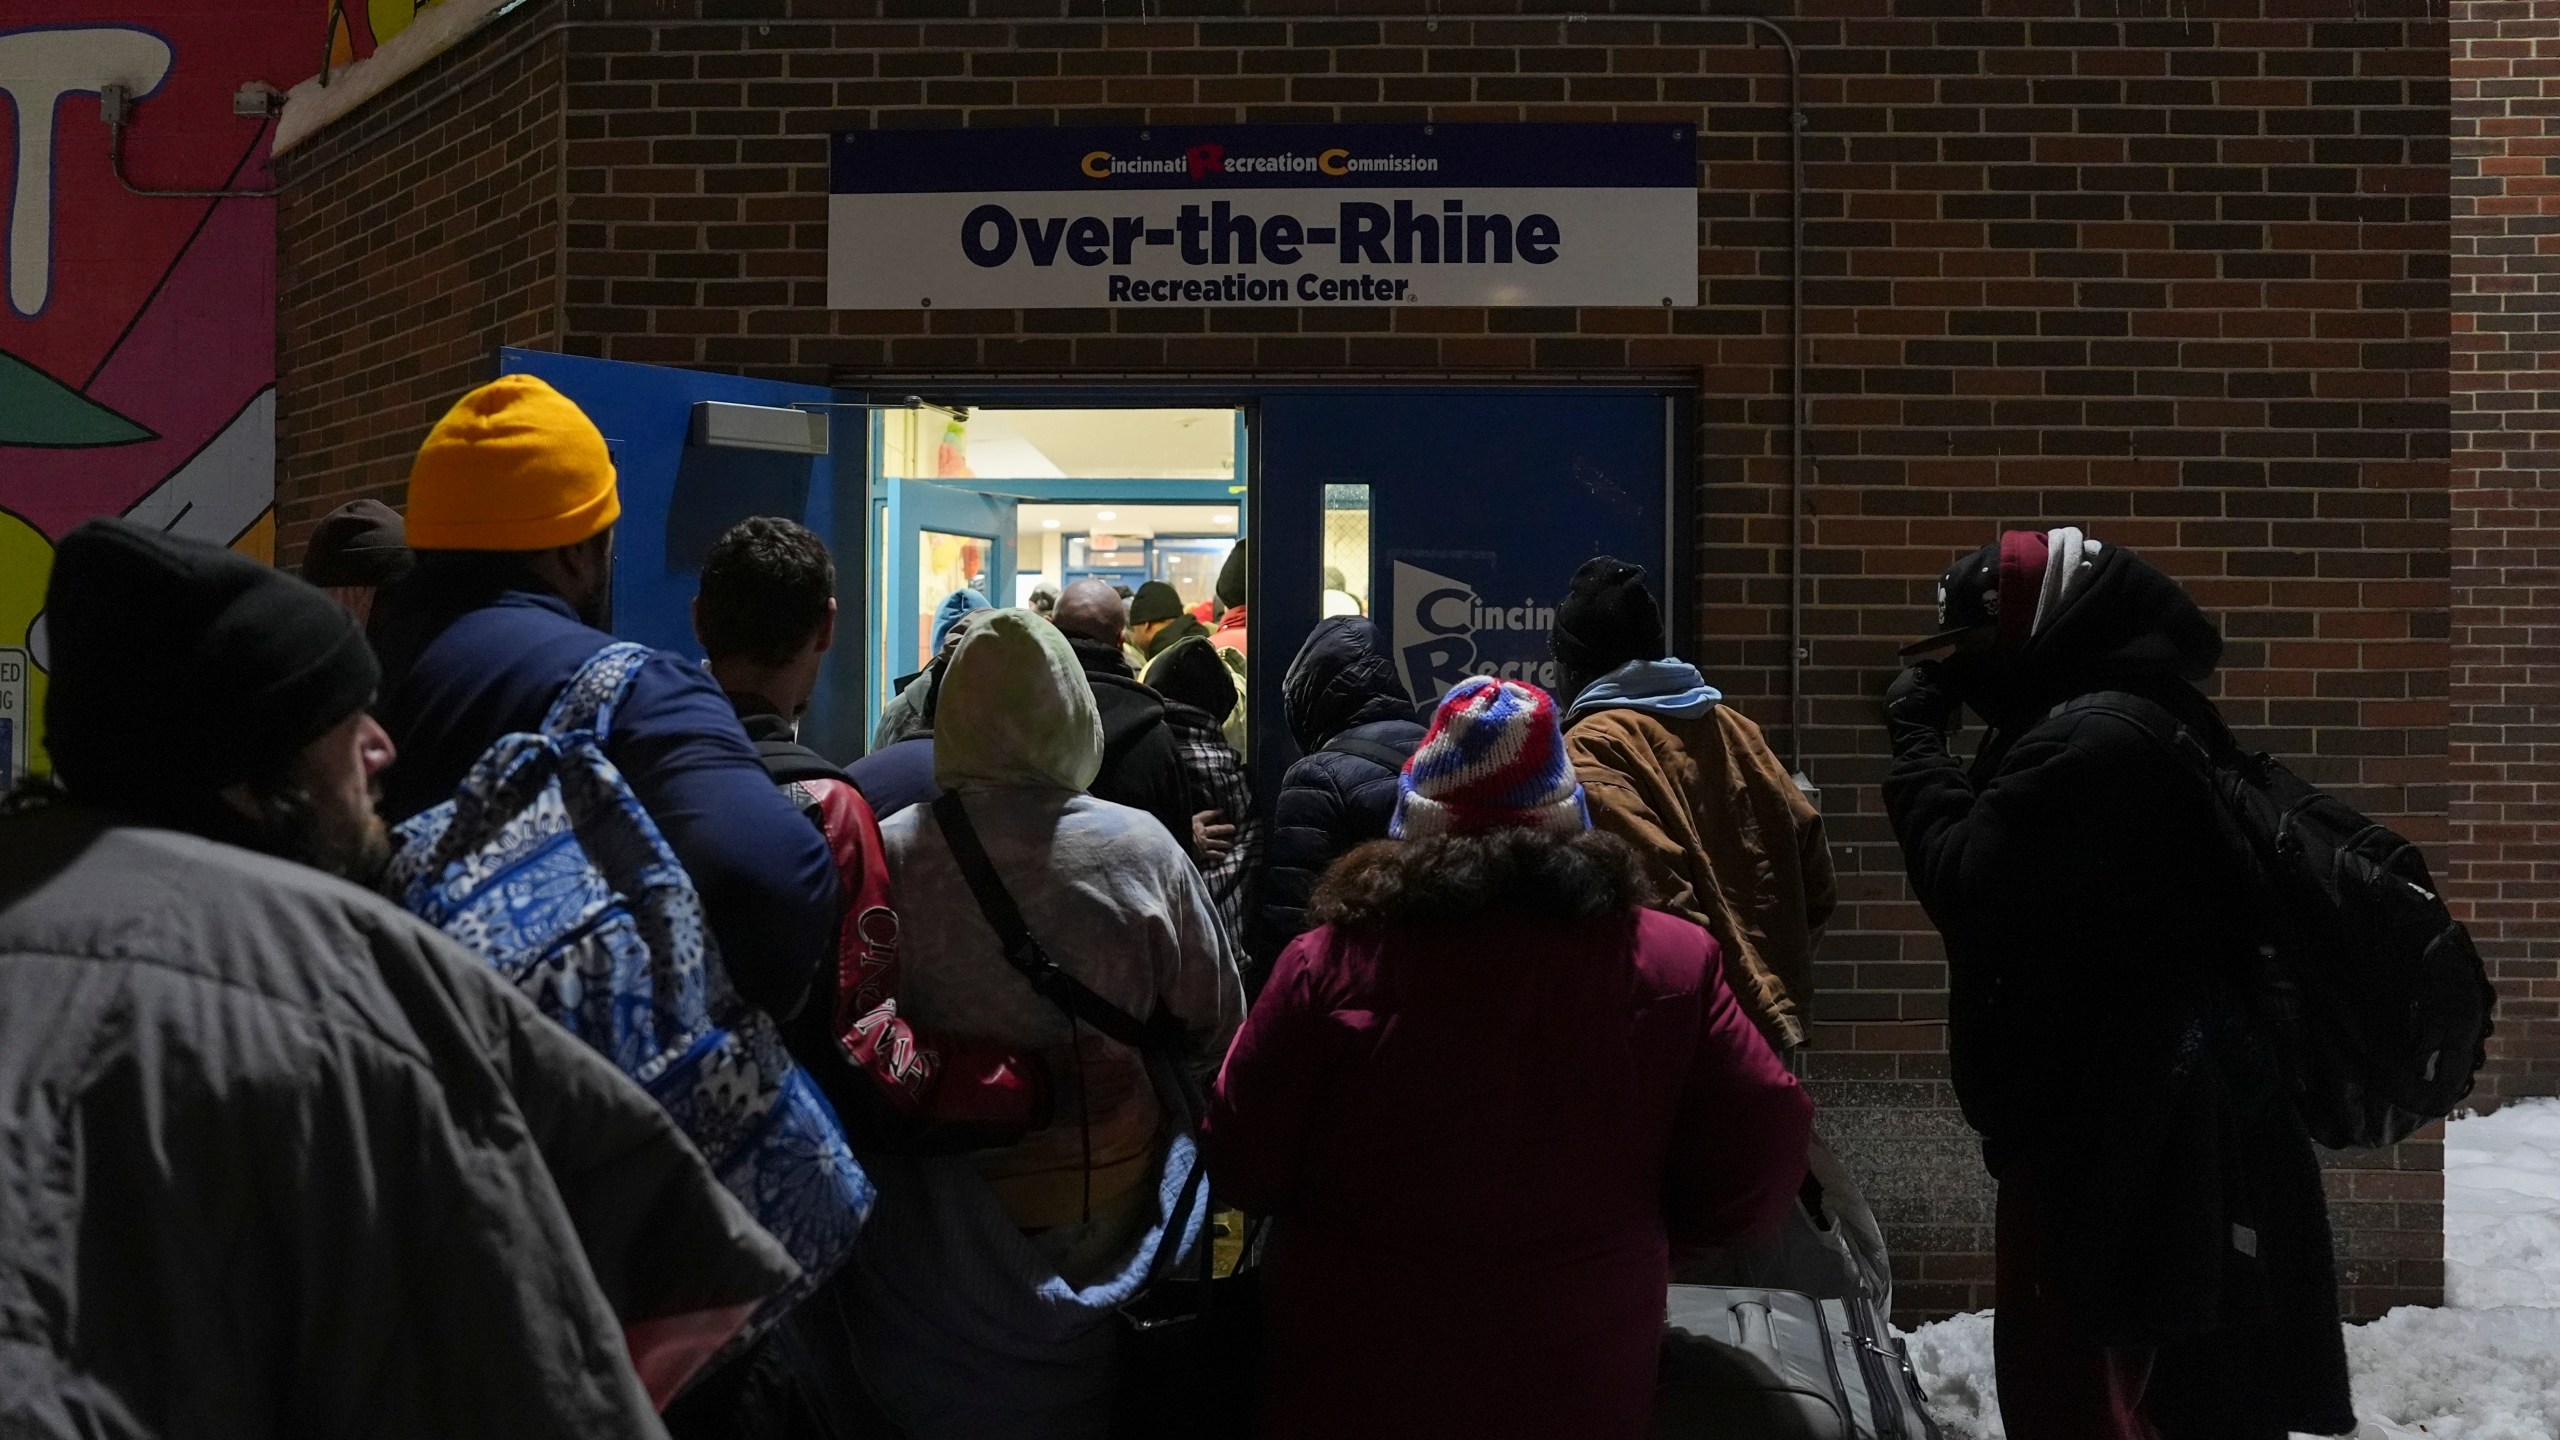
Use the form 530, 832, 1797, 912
870, 477, 1015, 731
493, 349, 865, 755
1255, 388, 1678, 804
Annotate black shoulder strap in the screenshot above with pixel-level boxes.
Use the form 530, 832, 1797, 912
929, 791, 1158, 1053
756, 736, 846, 787
1324, 735, 1415, 773
2052, 690, 2219, 770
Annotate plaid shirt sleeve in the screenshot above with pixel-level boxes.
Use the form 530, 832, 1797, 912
1165, 703, 1262, 942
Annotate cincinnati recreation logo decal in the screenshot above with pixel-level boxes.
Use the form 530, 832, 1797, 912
1080, 141, 1442, 181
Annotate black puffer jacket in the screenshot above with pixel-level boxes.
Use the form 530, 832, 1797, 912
1882, 544, 2351, 1440
1245, 618, 1424, 987
1066, 635, 1199, 862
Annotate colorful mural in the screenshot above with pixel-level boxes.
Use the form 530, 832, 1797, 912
0, 1, 427, 781
327, 0, 444, 72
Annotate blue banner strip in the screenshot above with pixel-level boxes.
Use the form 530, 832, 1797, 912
831, 123, 1694, 194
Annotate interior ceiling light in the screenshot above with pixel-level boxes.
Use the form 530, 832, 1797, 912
1096, 510, 1118, 521
1042, 519, 1060, 529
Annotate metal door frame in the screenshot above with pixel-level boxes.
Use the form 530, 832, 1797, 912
834, 381, 1697, 783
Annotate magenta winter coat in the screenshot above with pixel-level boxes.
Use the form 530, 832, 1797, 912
1203, 830, 1813, 1440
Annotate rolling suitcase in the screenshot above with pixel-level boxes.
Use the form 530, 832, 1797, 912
1655, 1286, 1940, 1440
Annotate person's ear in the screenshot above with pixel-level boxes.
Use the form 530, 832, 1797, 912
814, 597, 838, 655
689, 594, 707, 649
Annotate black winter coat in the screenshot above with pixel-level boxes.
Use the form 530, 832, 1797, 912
1067, 636, 1200, 862
1246, 618, 1424, 987
1882, 545, 2351, 1440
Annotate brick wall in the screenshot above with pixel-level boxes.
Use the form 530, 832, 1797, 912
273, 20, 570, 561
274, 0, 2458, 1321
2451, 2, 2560, 1107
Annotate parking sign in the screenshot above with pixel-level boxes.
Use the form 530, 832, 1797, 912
0, 649, 26, 789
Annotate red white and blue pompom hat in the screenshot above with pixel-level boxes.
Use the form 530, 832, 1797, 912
1389, 676, 1590, 839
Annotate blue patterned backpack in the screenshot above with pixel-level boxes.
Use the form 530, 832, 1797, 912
387, 643, 871, 1330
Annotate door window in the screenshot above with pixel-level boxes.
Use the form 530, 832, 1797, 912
916, 528, 992, 661
1322, 483, 1372, 619
1152, 537, 1235, 615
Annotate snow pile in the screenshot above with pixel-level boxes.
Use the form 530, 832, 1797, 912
2334, 1305, 2560, 1439
1902, 1309, 2000, 1440
2447, 1097, 2560, 1308
1901, 1099, 2560, 1440
1903, 1306, 2560, 1440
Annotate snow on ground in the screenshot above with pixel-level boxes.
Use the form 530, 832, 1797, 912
2447, 1097, 2560, 1309
1902, 1099, 2560, 1440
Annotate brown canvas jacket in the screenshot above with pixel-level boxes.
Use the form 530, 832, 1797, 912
1565, 702, 1835, 1051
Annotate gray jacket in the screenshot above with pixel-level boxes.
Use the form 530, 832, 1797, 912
0, 804, 798, 1439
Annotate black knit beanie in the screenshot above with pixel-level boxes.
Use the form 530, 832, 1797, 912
1550, 556, 1665, 678
45, 518, 380, 806
1128, 580, 1186, 627
1215, 542, 1250, 609
1147, 635, 1238, 719
300, 498, 415, 588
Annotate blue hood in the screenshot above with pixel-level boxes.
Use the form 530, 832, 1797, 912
1567, 659, 1721, 722
929, 588, 992, 655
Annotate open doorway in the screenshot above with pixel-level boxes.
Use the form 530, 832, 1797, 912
1017, 503, 1240, 608
867, 403, 1247, 733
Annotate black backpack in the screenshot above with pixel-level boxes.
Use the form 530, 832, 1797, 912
2062, 692, 2496, 1151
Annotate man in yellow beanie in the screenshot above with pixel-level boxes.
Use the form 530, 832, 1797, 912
370, 374, 838, 1023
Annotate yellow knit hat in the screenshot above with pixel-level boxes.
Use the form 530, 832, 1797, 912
406, 375, 620, 551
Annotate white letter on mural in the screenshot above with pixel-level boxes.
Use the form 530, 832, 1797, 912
0, 27, 172, 317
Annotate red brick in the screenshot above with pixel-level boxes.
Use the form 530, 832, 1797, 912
274, 0, 2469, 1326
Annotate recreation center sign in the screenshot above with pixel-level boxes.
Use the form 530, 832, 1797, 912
827, 123, 1697, 310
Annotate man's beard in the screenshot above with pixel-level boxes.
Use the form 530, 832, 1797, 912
242, 783, 395, 887
573, 575, 611, 629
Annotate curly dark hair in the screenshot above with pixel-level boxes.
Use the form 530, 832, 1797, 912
1310, 827, 1652, 931
696, 516, 836, 667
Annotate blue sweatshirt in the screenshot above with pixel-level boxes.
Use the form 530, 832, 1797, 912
378, 587, 839, 1020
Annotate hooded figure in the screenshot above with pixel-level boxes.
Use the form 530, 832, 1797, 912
931, 587, 993, 657
1145, 632, 1239, 723
1882, 530, 2350, 1440
1550, 557, 1835, 1055
1205, 677, 1811, 1440
1245, 617, 1427, 985
845, 609, 1244, 1440
873, 589, 998, 752
1143, 634, 1261, 944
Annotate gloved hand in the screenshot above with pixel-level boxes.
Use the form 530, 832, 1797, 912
1882, 662, 1961, 751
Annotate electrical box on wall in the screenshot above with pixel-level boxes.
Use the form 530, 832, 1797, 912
689, 401, 828, 456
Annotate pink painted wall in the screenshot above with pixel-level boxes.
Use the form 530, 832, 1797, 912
0, 1, 424, 781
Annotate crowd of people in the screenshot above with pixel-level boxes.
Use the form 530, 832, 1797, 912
0, 374, 2355, 1440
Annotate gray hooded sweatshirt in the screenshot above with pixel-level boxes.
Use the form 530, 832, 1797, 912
846, 609, 1244, 1440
